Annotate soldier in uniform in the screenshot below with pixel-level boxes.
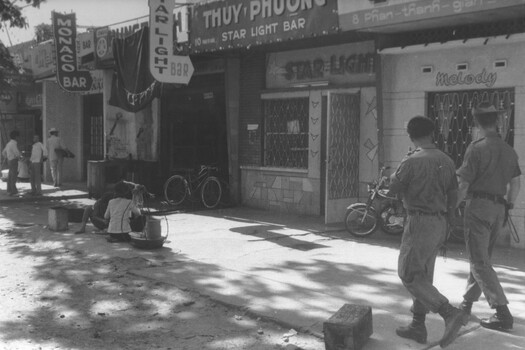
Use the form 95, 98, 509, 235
456, 102, 521, 331
389, 116, 464, 348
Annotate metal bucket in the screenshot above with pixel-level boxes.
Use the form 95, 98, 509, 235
144, 216, 162, 240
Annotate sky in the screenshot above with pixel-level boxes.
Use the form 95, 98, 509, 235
0, 0, 150, 46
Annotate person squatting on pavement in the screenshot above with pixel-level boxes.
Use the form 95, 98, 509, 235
46, 128, 67, 188
104, 181, 141, 243
456, 102, 521, 331
75, 180, 149, 236
389, 116, 465, 348
30, 134, 47, 196
2, 130, 22, 196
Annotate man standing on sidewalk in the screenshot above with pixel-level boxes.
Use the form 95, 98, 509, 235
2, 130, 22, 196
389, 116, 464, 348
29, 135, 47, 196
46, 128, 66, 188
456, 102, 521, 331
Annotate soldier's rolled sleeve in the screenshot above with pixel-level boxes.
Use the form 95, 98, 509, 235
389, 160, 411, 195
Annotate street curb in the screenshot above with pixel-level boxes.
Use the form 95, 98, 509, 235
0, 194, 88, 204
127, 266, 325, 340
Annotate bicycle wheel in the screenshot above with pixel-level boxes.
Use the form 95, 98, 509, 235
344, 204, 378, 237
163, 175, 188, 206
201, 176, 222, 209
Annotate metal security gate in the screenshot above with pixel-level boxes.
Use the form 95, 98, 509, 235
428, 88, 515, 168
325, 92, 360, 223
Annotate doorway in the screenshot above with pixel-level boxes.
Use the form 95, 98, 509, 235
161, 73, 229, 180
83, 94, 104, 178
324, 92, 360, 223
427, 88, 515, 168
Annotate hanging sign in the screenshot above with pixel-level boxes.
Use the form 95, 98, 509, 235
52, 12, 93, 93
149, 0, 194, 84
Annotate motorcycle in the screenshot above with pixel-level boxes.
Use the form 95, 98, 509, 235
345, 166, 405, 237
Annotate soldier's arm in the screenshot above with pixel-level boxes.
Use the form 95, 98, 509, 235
456, 175, 469, 207
389, 161, 409, 195
507, 176, 520, 209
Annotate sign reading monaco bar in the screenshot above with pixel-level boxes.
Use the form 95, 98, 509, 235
339, 0, 525, 31
191, 0, 338, 53
149, 0, 194, 84
52, 12, 93, 93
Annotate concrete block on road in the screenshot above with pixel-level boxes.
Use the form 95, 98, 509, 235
48, 206, 69, 231
324, 304, 373, 350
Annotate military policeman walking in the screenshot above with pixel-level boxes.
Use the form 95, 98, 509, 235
389, 116, 465, 348
456, 102, 521, 331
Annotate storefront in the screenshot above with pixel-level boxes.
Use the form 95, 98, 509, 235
187, 0, 381, 222
379, 35, 525, 248
332, 0, 525, 247
239, 42, 379, 223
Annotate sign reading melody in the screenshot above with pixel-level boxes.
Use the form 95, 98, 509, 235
149, 0, 194, 84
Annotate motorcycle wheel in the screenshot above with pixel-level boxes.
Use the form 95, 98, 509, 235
379, 203, 405, 235
345, 204, 378, 237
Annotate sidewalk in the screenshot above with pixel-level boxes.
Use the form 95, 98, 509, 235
0, 180, 89, 202
1, 182, 524, 349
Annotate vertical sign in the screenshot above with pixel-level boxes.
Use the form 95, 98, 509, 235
52, 12, 93, 93
149, 0, 194, 84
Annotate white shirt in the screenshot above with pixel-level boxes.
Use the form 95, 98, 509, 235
46, 135, 66, 161
30, 142, 47, 163
104, 197, 141, 233
2, 140, 21, 160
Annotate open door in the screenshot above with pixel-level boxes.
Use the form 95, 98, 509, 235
325, 92, 360, 223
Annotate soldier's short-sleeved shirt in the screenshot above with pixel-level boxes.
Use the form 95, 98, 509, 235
389, 145, 458, 213
457, 131, 521, 196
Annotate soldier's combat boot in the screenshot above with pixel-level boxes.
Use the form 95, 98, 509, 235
395, 313, 427, 344
481, 305, 513, 331
438, 303, 465, 348
459, 300, 473, 325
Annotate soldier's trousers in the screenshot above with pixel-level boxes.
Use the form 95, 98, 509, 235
398, 214, 449, 314
463, 198, 508, 307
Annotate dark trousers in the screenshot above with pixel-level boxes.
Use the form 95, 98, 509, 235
7, 159, 18, 194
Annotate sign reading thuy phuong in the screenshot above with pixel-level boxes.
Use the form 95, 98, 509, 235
190, 0, 338, 53
149, 0, 194, 84
52, 12, 94, 93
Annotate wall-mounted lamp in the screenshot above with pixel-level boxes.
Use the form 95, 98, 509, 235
421, 65, 433, 73
493, 59, 507, 69
456, 63, 469, 71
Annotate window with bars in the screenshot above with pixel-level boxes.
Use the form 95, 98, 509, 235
263, 97, 309, 169
427, 88, 515, 168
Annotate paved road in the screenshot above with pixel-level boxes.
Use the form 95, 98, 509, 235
0, 185, 524, 349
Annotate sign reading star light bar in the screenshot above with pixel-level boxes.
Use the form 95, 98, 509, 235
149, 0, 194, 84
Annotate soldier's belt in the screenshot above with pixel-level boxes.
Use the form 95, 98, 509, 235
471, 191, 506, 205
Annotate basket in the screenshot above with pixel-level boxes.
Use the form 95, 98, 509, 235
129, 215, 168, 250
129, 234, 166, 249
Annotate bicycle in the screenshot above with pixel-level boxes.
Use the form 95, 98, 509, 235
163, 165, 223, 209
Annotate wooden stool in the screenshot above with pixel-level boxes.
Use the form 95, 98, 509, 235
324, 304, 373, 350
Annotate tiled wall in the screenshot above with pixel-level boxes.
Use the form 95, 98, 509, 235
241, 167, 321, 215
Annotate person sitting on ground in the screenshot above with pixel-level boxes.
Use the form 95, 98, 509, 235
104, 181, 142, 243
75, 180, 149, 234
